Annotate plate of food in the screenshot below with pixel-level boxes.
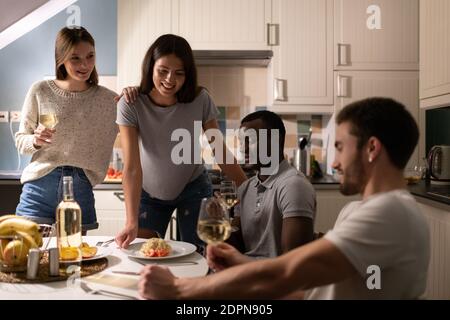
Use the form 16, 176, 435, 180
123, 238, 196, 260
59, 243, 113, 263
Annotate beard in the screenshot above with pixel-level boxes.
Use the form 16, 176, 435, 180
339, 152, 367, 196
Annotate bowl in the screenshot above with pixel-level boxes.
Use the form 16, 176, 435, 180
404, 167, 423, 185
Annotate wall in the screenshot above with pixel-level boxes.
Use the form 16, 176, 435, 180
0, 0, 117, 171
198, 65, 330, 172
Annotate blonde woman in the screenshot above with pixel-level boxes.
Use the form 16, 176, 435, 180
15, 26, 118, 232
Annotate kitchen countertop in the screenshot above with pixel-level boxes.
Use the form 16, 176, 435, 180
3, 170, 448, 208
408, 180, 450, 207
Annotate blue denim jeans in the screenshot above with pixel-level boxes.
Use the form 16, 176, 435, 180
16, 166, 98, 231
139, 170, 212, 248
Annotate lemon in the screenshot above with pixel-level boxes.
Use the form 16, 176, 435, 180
60, 247, 80, 261
81, 246, 97, 259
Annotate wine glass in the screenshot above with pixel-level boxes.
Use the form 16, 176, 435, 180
196, 197, 231, 245
39, 103, 58, 129
219, 181, 238, 210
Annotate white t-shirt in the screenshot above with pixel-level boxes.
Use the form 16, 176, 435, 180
306, 189, 430, 300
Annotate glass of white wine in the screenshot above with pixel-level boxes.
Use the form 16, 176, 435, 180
39, 103, 58, 129
220, 181, 238, 210
197, 197, 231, 245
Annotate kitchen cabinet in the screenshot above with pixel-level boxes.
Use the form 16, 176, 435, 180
420, 0, 450, 99
117, 0, 175, 89
334, 0, 419, 71
174, 0, 272, 50
333, 70, 419, 168
315, 189, 360, 234
90, 190, 126, 237
417, 200, 450, 300
269, 0, 334, 110
118, 0, 272, 88
91, 189, 176, 239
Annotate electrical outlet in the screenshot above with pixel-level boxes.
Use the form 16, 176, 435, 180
10, 111, 21, 122
0, 111, 8, 122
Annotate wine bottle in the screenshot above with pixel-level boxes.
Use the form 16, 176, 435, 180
56, 176, 82, 273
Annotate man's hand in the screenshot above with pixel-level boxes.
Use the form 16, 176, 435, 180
206, 242, 251, 272
139, 265, 178, 299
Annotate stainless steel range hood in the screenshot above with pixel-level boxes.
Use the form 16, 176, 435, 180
193, 50, 273, 67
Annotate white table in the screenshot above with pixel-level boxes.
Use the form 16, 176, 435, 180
0, 236, 208, 300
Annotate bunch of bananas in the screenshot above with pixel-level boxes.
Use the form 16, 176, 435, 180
0, 215, 42, 267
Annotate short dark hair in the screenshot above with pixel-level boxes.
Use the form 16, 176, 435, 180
241, 110, 286, 154
55, 26, 98, 85
337, 97, 419, 169
139, 34, 200, 103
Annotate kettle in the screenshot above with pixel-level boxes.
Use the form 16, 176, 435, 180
293, 136, 310, 176
428, 145, 450, 184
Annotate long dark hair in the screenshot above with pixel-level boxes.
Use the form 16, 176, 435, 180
139, 34, 200, 103
55, 26, 98, 85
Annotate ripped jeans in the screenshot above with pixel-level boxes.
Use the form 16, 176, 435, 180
138, 170, 212, 248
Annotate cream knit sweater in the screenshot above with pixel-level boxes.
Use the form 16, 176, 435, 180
15, 80, 118, 186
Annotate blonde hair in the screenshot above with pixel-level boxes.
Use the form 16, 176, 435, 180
55, 26, 98, 85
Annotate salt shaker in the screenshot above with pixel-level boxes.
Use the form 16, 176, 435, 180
48, 248, 60, 276
26, 249, 40, 280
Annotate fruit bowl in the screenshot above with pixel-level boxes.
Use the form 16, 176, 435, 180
0, 215, 43, 272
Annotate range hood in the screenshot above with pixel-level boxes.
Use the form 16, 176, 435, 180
193, 50, 273, 67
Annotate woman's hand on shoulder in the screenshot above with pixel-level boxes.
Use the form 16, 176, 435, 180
114, 86, 139, 104
33, 124, 55, 148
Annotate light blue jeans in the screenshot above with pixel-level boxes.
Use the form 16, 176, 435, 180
16, 166, 98, 231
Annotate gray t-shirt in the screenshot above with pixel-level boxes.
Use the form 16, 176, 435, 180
116, 89, 219, 200
235, 160, 316, 258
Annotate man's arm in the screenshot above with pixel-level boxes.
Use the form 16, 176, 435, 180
173, 238, 357, 299
203, 119, 247, 186
281, 217, 314, 253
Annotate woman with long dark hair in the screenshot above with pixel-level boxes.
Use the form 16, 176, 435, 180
115, 34, 246, 249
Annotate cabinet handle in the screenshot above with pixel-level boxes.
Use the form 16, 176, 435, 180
113, 192, 125, 202
267, 23, 280, 46
337, 43, 349, 66
337, 75, 350, 97
274, 78, 286, 101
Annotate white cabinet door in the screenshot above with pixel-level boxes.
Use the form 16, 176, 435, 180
417, 201, 450, 300
270, 0, 334, 108
174, 0, 271, 50
334, 0, 419, 70
117, 0, 175, 89
333, 70, 419, 167
91, 190, 126, 237
420, 0, 450, 99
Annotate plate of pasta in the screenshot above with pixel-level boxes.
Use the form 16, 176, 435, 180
123, 238, 197, 260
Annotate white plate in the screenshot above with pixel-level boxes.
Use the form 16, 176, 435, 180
60, 246, 113, 264
123, 240, 196, 260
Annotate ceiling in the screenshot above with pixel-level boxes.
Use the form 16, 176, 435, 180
0, 0, 49, 32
